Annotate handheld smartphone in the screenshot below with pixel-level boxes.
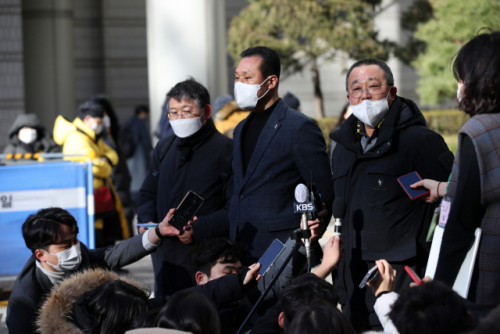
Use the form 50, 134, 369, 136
168, 191, 204, 231
397, 171, 430, 200
404, 265, 423, 286
258, 239, 286, 276
359, 265, 379, 289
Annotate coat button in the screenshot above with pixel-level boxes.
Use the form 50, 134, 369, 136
240, 195, 244, 200
376, 150, 380, 154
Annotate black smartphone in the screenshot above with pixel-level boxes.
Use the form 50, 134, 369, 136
397, 171, 430, 200
258, 239, 286, 276
359, 265, 379, 289
168, 191, 204, 231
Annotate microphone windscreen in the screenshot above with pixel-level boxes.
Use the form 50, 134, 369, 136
295, 183, 309, 202
332, 198, 347, 219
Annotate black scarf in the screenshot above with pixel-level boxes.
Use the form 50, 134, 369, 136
176, 118, 216, 166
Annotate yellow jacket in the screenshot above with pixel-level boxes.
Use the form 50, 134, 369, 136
53, 116, 118, 189
53, 116, 130, 239
214, 101, 250, 138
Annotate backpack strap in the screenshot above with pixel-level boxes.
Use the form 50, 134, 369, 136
159, 134, 176, 163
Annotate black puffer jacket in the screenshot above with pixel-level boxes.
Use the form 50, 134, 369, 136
329, 96, 452, 330
3, 114, 60, 155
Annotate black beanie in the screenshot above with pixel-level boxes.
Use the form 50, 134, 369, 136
78, 101, 105, 120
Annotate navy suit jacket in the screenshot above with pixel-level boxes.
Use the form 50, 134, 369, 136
229, 99, 333, 262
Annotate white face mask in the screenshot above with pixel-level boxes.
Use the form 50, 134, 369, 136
351, 88, 392, 128
102, 115, 111, 129
18, 128, 37, 144
457, 83, 462, 102
89, 118, 103, 134
170, 117, 204, 138
234, 76, 271, 110
43, 243, 82, 272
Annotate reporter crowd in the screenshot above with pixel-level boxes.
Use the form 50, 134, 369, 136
4, 30, 500, 334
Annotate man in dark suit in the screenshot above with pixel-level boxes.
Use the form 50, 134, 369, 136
229, 46, 334, 263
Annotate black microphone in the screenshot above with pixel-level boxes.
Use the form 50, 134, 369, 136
294, 183, 312, 264
332, 199, 346, 237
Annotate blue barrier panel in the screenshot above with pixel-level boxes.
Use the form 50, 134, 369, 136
0, 161, 93, 277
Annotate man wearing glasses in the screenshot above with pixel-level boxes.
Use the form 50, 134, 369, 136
137, 79, 233, 297
329, 59, 451, 331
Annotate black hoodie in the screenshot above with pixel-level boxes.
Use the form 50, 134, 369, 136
329, 96, 451, 331
3, 114, 60, 155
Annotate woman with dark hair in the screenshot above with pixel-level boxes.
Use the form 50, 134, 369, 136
37, 268, 149, 334
155, 290, 220, 334
431, 30, 500, 309
286, 300, 355, 334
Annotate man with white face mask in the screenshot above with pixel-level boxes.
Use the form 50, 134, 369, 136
229, 46, 333, 265
3, 113, 60, 156
137, 78, 233, 297
6, 206, 183, 334
329, 58, 452, 331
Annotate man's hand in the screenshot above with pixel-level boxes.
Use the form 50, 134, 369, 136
307, 202, 328, 242
178, 220, 196, 245
366, 259, 397, 297
244, 263, 262, 285
146, 209, 181, 244
313, 236, 344, 279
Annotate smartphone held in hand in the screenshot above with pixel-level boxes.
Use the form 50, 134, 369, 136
168, 191, 204, 231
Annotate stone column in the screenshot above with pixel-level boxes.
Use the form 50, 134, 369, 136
22, 0, 76, 132
146, 0, 228, 131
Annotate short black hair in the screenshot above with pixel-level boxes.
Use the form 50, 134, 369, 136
189, 237, 247, 278
288, 300, 355, 334
240, 46, 281, 80
453, 30, 500, 116
134, 104, 149, 116
22, 207, 79, 256
280, 274, 340, 326
166, 78, 210, 112
345, 58, 394, 91
389, 281, 470, 334
78, 100, 105, 120
91, 95, 119, 140
73, 279, 149, 334
155, 290, 220, 334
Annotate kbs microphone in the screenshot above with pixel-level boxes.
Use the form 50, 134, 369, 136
332, 198, 346, 237
294, 183, 314, 265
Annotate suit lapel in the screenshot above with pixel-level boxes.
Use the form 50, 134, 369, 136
233, 117, 248, 184
242, 100, 287, 188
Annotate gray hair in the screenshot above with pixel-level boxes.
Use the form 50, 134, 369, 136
345, 58, 394, 92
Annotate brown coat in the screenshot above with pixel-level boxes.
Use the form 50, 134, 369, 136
37, 268, 144, 334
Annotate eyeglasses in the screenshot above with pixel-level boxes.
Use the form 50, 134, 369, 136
167, 109, 202, 119
349, 84, 388, 98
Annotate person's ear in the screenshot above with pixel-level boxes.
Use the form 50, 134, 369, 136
35, 249, 48, 262
278, 312, 285, 329
203, 104, 212, 120
390, 86, 398, 98
268, 75, 279, 90
195, 271, 208, 285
